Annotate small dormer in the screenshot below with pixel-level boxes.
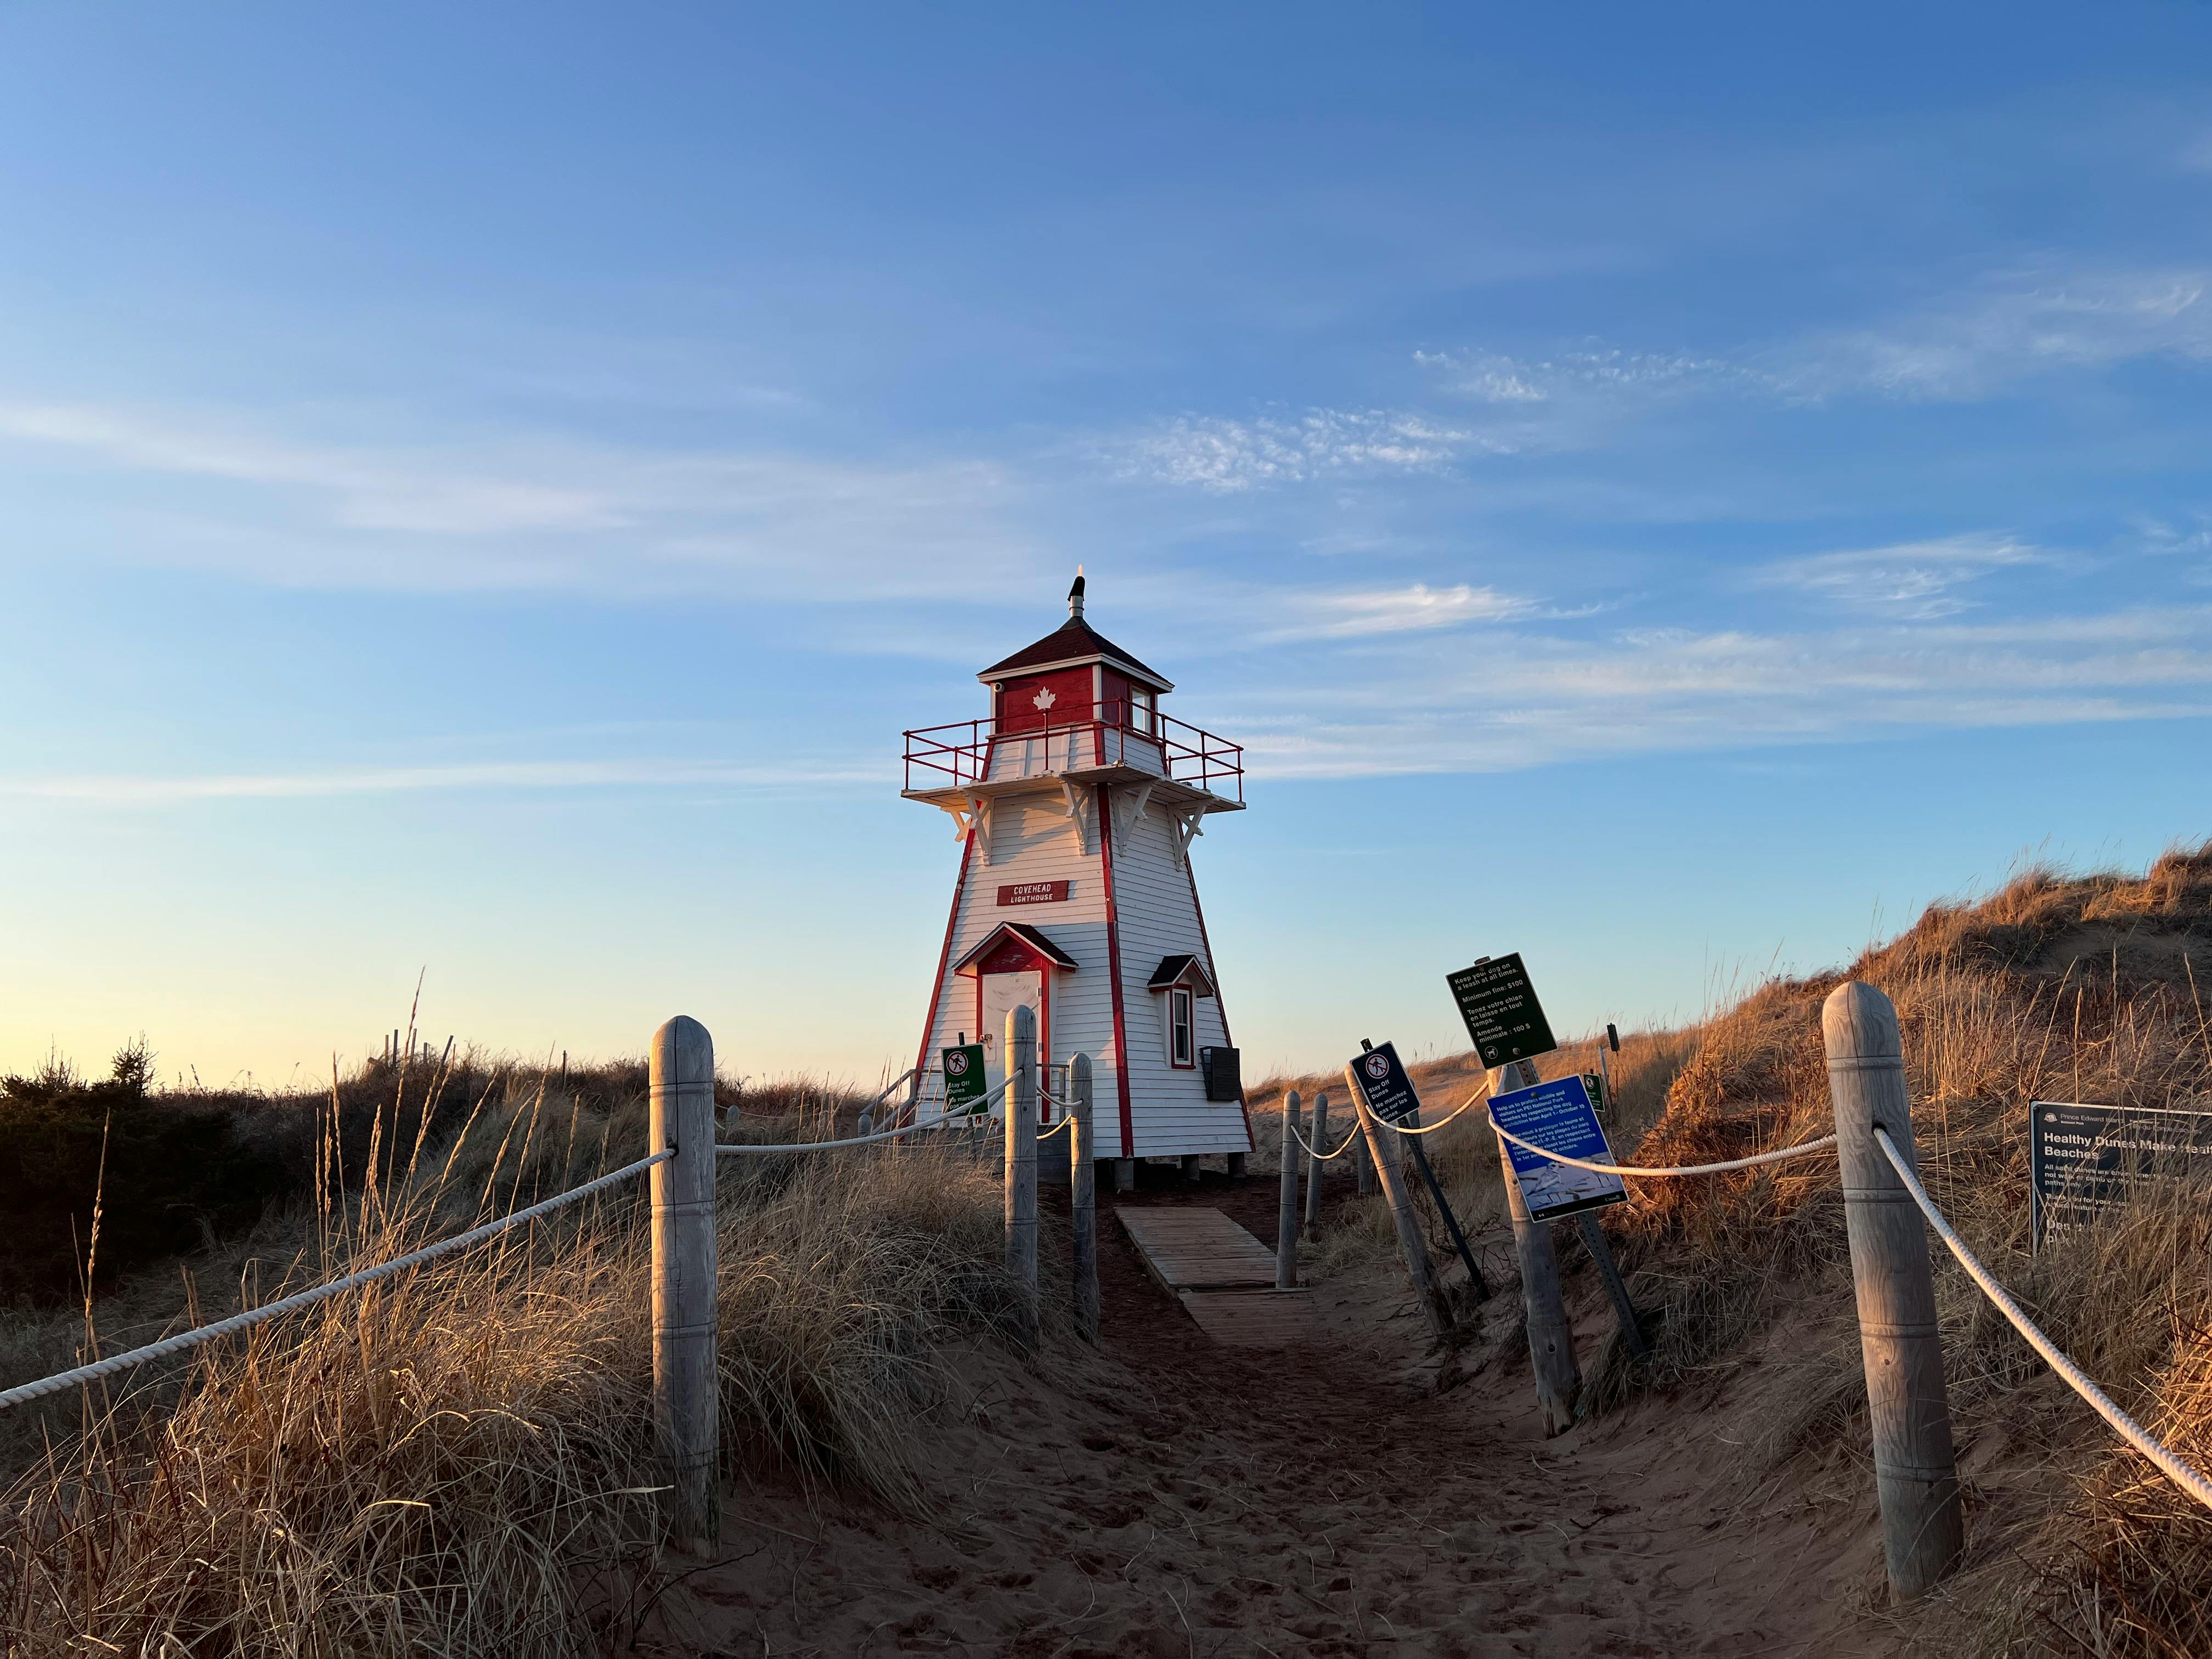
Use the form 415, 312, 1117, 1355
980, 573, 1174, 736
1147, 953, 1217, 1070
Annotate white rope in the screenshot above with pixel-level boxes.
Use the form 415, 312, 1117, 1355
723, 1074, 1020, 1154
1362, 1093, 1488, 1137
1487, 1110, 1837, 1177
1287, 1119, 1363, 1161
1873, 1127, 2212, 1514
0, 1149, 673, 1414
1038, 1115, 1074, 1140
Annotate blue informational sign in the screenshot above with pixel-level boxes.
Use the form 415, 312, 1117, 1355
1488, 1074, 1628, 1222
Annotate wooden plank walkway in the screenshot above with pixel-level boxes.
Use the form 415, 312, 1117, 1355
1115, 1206, 1317, 1347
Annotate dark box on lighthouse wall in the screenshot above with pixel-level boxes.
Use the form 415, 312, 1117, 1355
1199, 1046, 1243, 1103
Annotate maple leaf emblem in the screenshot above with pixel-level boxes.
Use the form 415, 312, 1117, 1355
1032, 686, 1057, 711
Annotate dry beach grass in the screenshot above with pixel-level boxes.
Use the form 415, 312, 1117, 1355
5, 845, 2212, 1652
0, 1063, 1015, 1655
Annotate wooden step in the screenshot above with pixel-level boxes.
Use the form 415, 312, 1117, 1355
1115, 1207, 1278, 1292
1177, 1288, 1319, 1347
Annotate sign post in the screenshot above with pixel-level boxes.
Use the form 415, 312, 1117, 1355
1449, 955, 1648, 1412
1344, 1041, 1489, 1302
1344, 1048, 1452, 1338
1490, 1073, 1649, 1361
941, 1043, 990, 1117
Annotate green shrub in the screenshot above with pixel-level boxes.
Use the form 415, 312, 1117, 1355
0, 1043, 287, 1305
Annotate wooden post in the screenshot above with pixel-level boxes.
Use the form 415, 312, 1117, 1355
1348, 1065, 1452, 1339
1114, 1157, 1136, 1193
1005, 1005, 1040, 1344
1493, 1057, 1579, 1435
1070, 1052, 1099, 1342
1275, 1090, 1302, 1290
650, 1015, 720, 1547
1356, 1115, 1377, 1198
1577, 1211, 1648, 1359
1303, 1090, 1329, 1237
1180, 1154, 1202, 1183
1825, 981, 1962, 1601
1008, 1008, 1040, 1345
1226, 1151, 1248, 1178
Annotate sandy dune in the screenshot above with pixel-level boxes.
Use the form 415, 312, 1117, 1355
641, 1175, 1900, 1658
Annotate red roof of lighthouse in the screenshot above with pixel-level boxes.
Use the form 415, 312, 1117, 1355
978, 575, 1174, 692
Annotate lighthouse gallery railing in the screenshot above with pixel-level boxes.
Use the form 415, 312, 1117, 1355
902, 699, 1244, 803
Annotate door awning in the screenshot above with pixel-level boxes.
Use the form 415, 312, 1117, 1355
953, 922, 1080, 978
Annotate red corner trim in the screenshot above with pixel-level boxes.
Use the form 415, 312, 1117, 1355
1183, 847, 1251, 1153
1096, 782, 1136, 1159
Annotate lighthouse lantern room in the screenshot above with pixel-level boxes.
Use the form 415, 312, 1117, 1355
904, 575, 1251, 1170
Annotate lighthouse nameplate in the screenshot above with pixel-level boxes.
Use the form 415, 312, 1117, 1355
997, 880, 1071, 907
1446, 953, 1558, 1070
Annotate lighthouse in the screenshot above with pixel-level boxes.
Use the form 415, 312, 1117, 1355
903, 575, 1251, 1180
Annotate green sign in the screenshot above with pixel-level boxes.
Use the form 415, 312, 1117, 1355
941, 1043, 990, 1115
1446, 953, 1557, 1070
1584, 1071, 1607, 1117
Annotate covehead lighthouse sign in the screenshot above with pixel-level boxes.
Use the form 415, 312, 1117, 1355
997, 881, 1071, 907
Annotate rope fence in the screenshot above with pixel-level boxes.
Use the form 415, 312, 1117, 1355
0, 1007, 1099, 1549
1288, 1119, 1363, 1160
25, 977, 2204, 1598
0, 1147, 673, 1414
1486, 1115, 1838, 1177
1363, 1093, 1489, 1137
714, 1114, 981, 1155
1873, 1126, 2212, 1514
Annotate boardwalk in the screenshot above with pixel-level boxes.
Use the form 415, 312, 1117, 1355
1115, 1204, 1317, 1347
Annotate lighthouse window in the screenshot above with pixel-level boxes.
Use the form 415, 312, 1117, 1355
1169, 987, 1195, 1068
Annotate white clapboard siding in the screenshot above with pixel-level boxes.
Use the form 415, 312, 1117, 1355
919, 788, 1130, 1152
915, 780, 1246, 1160
1108, 798, 1250, 1156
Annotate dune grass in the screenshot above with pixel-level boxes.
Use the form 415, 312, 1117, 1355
0, 1057, 1013, 1656
1252, 844, 2212, 1653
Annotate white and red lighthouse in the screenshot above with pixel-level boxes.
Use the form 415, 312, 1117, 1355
904, 575, 1251, 1177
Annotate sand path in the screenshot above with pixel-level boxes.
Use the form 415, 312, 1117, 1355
648, 1174, 1899, 1657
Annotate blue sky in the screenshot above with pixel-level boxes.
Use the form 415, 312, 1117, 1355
4, 4, 2210, 1088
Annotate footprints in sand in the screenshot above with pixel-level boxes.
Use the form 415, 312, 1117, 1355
650, 1181, 1885, 1657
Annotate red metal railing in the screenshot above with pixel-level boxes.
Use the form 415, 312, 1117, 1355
902, 698, 1244, 803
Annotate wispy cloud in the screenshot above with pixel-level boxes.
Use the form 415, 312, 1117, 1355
0, 758, 883, 806
0, 403, 623, 535
1779, 268, 2212, 402
1414, 347, 1751, 405
1749, 533, 2048, 619
1408, 265, 2212, 433
1216, 606, 2212, 779
1262, 582, 1538, 640
1105, 408, 1513, 492
0, 396, 1037, 597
